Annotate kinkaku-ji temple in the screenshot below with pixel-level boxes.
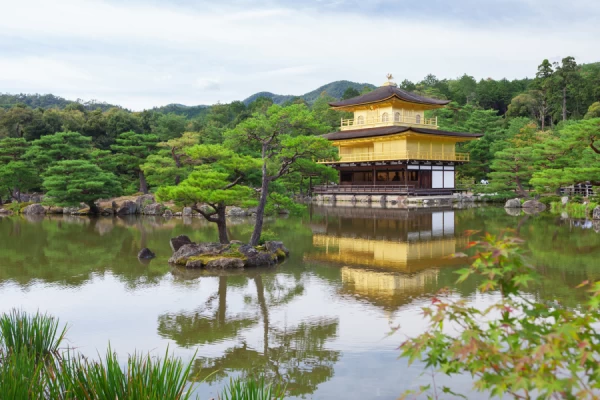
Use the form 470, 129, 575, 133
314, 75, 482, 200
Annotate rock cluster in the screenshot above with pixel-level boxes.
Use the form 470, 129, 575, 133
522, 200, 546, 212
3, 194, 264, 218
168, 235, 289, 270
504, 199, 546, 213
22, 204, 46, 215
137, 248, 156, 259
594, 206, 600, 220
504, 199, 521, 208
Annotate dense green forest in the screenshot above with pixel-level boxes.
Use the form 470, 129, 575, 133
1, 56, 599, 212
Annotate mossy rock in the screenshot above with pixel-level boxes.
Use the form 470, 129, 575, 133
274, 248, 287, 260
18, 202, 34, 213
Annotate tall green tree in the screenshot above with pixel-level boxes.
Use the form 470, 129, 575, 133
152, 113, 187, 141
156, 145, 259, 244
225, 104, 336, 246
42, 160, 121, 214
111, 131, 158, 194
553, 56, 579, 122
531, 59, 555, 130
341, 87, 360, 100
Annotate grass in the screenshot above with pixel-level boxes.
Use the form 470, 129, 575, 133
0, 309, 66, 359
219, 376, 286, 400
0, 310, 287, 399
550, 201, 598, 218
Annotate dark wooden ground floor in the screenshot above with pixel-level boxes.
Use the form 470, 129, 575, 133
317, 162, 459, 195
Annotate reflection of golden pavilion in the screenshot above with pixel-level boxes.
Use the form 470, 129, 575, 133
308, 206, 462, 274
306, 206, 465, 310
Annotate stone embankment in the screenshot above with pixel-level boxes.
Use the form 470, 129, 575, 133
167, 235, 289, 270
0, 195, 270, 218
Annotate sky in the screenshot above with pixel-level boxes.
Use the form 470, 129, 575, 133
0, 0, 599, 110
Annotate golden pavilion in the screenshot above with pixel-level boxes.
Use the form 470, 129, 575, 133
316, 75, 482, 196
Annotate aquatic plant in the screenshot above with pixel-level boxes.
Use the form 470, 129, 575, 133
550, 200, 598, 218
54, 347, 196, 400
0, 309, 66, 359
0, 309, 284, 399
219, 376, 286, 400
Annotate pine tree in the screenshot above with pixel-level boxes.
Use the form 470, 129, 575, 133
42, 160, 121, 213
111, 131, 158, 194
25, 132, 93, 170
225, 104, 336, 246
0, 138, 40, 201
156, 144, 259, 244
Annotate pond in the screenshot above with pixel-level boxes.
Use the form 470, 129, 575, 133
1, 205, 599, 399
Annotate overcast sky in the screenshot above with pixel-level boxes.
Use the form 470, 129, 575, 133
1, 0, 599, 110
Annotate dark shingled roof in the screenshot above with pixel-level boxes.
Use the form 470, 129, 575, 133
322, 126, 483, 141
329, 85, 451, 108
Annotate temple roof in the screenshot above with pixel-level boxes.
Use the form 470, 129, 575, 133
322, 126, 484, 141
328, 85, 451, 108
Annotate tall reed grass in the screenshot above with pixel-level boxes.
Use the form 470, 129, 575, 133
0, 309, 66, 358
0, 309, 286, 399
219, 376, 286, 400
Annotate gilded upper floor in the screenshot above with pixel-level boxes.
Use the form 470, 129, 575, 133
329, 80, 449, 131
319, 127, 479, 164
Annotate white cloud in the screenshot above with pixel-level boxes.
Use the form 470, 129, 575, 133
0, 0, 598, 110
195, 78, 221, 91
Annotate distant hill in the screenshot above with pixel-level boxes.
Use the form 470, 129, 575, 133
242, 91, 296, 106
0, 80, 377, 114
243, 80, 376, 105
0, 93, 120, 111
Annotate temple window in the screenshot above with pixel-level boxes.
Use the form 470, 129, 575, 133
357, 115, 364, 125
394, 111, 401, 122
381, 112, 389, 122
416, 115, 421, 124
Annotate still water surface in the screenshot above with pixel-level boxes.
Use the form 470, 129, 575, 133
1, 206, 599, 399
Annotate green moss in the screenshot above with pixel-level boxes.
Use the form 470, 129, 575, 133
183, 251, 248, 266
275, 248, 287, 260
167, 205, 184, 213
14, 202, 34, 213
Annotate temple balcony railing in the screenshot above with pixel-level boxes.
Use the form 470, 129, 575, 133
318, 151, 470, 164
340, 115, 438, 131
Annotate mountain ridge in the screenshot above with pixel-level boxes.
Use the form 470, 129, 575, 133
242, 80, 376, 105
1, 80, 377, 115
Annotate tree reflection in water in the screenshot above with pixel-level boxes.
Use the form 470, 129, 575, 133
158, 270, 340, 397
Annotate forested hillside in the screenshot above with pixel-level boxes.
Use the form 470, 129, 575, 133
1, 56, 599, 209
243, 80, 377, 105
0, 93, 120, 111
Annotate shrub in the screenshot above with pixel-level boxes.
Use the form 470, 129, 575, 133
400, 232, 600, 399
550, 201, 598, 218
538, 195, 560, 205
258, 229, 278, 245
